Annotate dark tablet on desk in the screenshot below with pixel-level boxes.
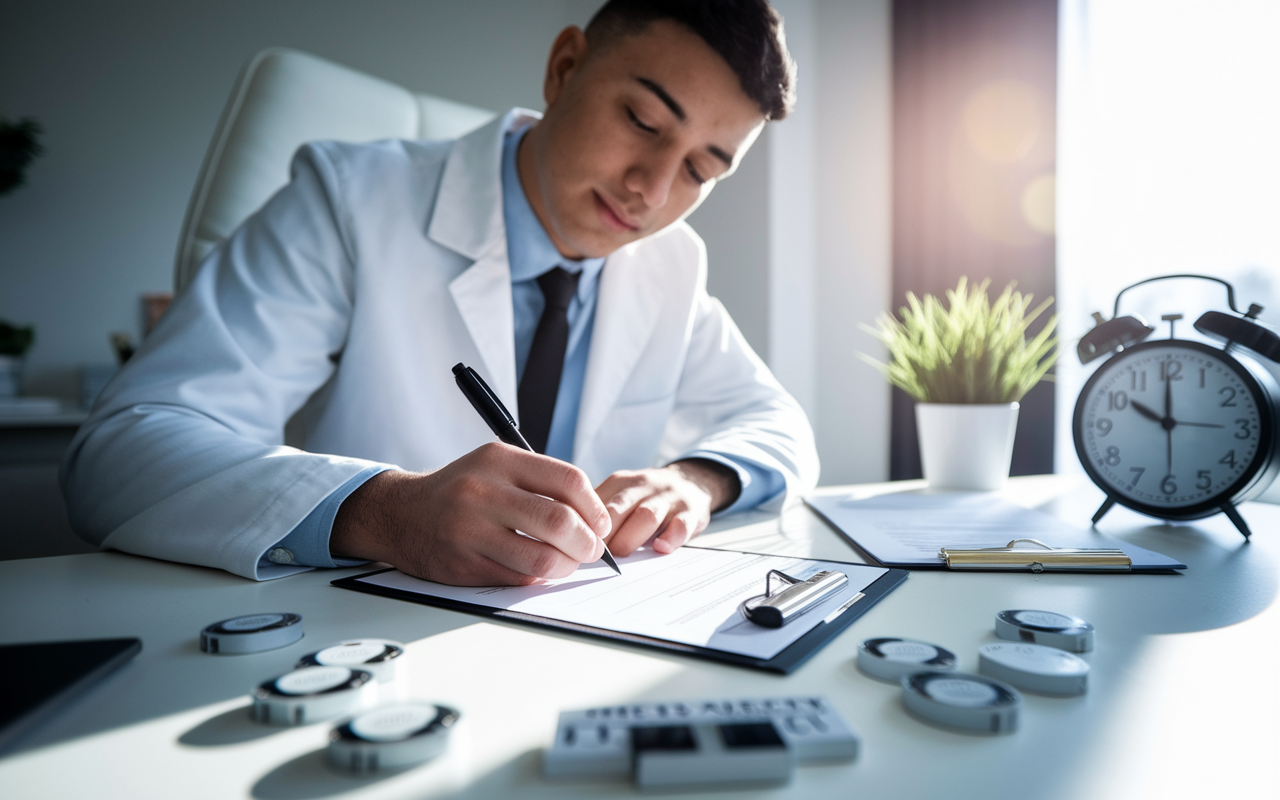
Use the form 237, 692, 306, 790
0, 638, 142, 755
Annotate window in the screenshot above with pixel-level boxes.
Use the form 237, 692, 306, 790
1055, 0, 1280, 472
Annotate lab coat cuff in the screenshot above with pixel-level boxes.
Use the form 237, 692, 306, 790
258, 466, 393, 571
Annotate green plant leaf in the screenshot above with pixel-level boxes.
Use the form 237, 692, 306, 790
860, 277, 1059, 404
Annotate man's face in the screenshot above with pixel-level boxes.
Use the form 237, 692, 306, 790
519, 20, 766, 260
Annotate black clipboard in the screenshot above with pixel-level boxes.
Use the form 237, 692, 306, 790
332, 550, 908, 675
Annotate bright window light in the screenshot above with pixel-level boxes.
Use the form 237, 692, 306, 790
1056, 0, 1280, 473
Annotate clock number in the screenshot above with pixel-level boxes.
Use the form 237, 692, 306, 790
1128, 467, 1145, 487
1130, 371, 1146, 392
1160, 360, 1182, 381
1235, 419, 1252, 439
1196, 470, 1212, 491
1220, 450, 1236, 468
1095, 418, 1113, 436
1104, 446, 1121, 466
1108, 391, 1128, 411
1200, 368, 1206, 388
1161, 474, 1177, 495
1219, 387, 1237, 407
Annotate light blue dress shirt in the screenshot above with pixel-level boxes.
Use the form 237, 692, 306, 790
264, 127, 782, 569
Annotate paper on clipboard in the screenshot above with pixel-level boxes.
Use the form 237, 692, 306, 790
352, 547, 888, 661
806, 492, 1186, 571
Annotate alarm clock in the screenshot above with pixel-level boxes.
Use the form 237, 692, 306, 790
1073, 274, 1280, 539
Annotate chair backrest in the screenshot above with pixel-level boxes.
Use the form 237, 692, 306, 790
174, 48, 496, 291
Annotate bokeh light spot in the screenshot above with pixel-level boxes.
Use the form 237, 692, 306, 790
962, 80, 1044, 163
1021, 173, 1056, 235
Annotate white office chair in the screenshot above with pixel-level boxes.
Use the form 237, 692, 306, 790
174, 48, 496, 292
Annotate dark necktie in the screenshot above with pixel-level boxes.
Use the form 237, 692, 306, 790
518, 267, 580, 454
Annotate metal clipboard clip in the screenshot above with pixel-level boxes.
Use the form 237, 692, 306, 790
740, 569, 852, 628
939, 538, 1132, 572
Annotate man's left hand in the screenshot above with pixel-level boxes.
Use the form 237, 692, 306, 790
595, 459, 740, 557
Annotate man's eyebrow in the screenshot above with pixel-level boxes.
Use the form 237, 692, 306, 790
634, 76, 736, 169
635, 77, 685, 121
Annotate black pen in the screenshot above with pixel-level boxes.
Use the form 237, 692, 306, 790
453, 362, 621, 575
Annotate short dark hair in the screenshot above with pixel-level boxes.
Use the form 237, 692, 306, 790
585, 0, 796, 121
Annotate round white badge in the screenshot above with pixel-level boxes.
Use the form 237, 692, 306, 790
200, 613, 303, 655
901, 671, 1022, 734
275, 666, 354, 696
223, 614, 285, 631
297, 639, 407, 682
978, 642, 1089, 695
250, 666, 376, 726
857, 637, 958, 682
328, 703, 461, 773
995, 609, 1095, 652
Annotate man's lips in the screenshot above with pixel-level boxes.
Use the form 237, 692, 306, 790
594, 191, 640, 232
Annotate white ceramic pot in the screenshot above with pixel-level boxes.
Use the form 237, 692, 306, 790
915, 402, 1020, 491
0, 355, 20, 398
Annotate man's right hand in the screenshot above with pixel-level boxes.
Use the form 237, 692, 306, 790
329, 442, 611, 586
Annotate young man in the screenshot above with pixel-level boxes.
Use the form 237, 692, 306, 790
61, 0, 819, 584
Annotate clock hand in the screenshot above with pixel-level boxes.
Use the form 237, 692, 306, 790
1130, 400, 1162, 423
1176, 421, 1225, 428
1164, 368, 1174, 472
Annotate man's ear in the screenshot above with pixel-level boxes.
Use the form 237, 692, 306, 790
543, 26, 590, 108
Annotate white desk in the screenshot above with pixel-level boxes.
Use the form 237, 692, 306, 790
2, 475, 1277, 799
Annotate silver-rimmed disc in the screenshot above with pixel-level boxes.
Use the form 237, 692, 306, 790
901, 671, 1022, 734
328, 703, 461, 773
250, 666, 376, 726
857, 637, 958, 682
200, 613, 303, 655
995, 609, 1095, 652
297, 639, 406, 682
978, 642, 1089, 696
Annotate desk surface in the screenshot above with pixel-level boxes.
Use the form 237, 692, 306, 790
1, 475, 1276, 799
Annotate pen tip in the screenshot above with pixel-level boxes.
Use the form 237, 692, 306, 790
600, 547, 621, 575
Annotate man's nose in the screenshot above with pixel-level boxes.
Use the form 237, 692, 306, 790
623, 151, 681, 210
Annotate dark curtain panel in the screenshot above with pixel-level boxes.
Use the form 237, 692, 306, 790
890, 0, 1059, 479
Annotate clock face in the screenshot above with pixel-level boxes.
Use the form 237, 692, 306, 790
1074, 340, 1274, 516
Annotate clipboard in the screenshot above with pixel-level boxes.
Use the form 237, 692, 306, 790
332, 548, 908, 675
805, 492, 1186, 572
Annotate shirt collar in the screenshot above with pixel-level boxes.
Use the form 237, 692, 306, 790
501, 126, 606, 300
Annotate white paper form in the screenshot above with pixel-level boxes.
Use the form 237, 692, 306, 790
806, 492, 1185, 570
356, 547, 888, 660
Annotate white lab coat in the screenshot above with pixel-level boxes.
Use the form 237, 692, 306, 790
60, 111, 819, 580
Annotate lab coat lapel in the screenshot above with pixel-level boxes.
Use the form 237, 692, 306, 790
575, 244, 665, 460
448, 253, 516, 408
431, 110, 537, 412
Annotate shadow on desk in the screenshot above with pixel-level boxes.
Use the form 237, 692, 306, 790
1035, 495, 1278, 634
179, 702, 278, 747
252, 749, 418, 799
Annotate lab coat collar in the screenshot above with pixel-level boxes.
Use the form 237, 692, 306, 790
436, 108, 539, 410
429, 108, 539, 260
574, 240, 666, 459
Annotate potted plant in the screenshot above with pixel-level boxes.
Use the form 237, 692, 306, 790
864, 277, 1058, 490
1, 117, 44, 398
1, 116, 43, 196
0, 321, 35, 398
